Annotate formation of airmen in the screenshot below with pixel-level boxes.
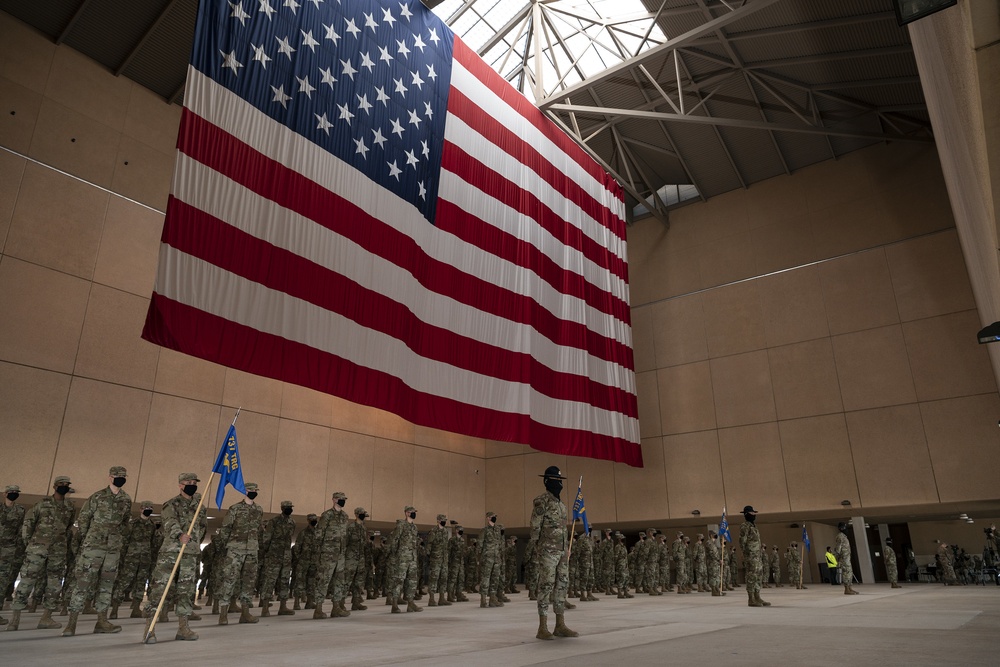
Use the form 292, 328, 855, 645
1, 470, 992, 644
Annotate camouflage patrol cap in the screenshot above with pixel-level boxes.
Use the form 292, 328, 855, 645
354, 507, 367, 517
307, 513, 318, 520
280, 500, 294, 509
178, 472, 200, 483
244, 482, 259, 492
638, 530, 646, 536
331, 491, 347, 500
486, 511, 496, 519
109, 466, 127, 477
677, 531, 684, 537
436, 513, 447, 522
140, 500, 154, 509
5, 484, 20, 493
648, 528, 658, 535
54, 476, 72, 486
614, 531, 624, 538
404, 505, 416, 513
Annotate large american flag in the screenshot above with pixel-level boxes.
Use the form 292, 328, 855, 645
142, 0, 641, 466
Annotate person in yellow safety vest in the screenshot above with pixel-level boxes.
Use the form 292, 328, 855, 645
825, 547, 839, 585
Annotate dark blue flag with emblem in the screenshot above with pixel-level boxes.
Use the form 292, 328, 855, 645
802, 525, 811, 552
212, 424, 247, 508
572, 479, 589, 535
719, 507, 731, 543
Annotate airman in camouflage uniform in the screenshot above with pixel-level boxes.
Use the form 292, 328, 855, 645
291, 514, 317, 610
479, 512, 503, 608
706, 530, 724, 596
693, 534, 708, 592
505, 535, 520, 594
643, 529, 660, 595
259, 500, 296, 616
657, 532, 671, 593
6, 477, 75, 631
426, 514, 451, 607
64, 465, 133, 636
496, 525, 510, 602
344, 507, 370, 611
465, 537, 479, 593
599, 529, 614, 594
770, 545, 782, 587
0, 483, 26, 627
373, 534, 387, 597
447, 525, 468, 602
739, 505, 769, 607
216, 481, 264, 625
567, 533, 580, 598
110, 499, 156, 620
672, 532, 688, 594
727, 545, 739, 590
760, 544, 771, 588
884, 537, 900, 588
142, 473, 207, 644
786, 542, 805, 589
936, 541, 958, 585
387, 505, 421, 613
612, 531, 631, 598
577, 531, 597, 600
365, 533, 377, 599
529, 466, 577, 640
835, 522, 859, 594
313, 491, 350, 619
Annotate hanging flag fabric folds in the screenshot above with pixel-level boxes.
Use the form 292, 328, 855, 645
212, 424, 247, 509
572, 481, 590, 535
719, 507, 731, 543
141, 0, 641, 466
802, 525, 811, 552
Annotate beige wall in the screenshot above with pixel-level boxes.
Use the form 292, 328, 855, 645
0, 13, 486, 526
489, 138, 1000, 529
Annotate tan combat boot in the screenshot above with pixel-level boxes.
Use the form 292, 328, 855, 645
83, 600, 97, 615
61, 611, 79, 636
331, 600, 350, 618
390, 597, 402, 613
218, 604, 230, 625
130, 598, 143, 619
711, 585, 721, 597
5, 610, 19, 631
175, 616, 198, 641
305, 595, 316, 610
239, 603, 258, 623
756, 592, 771, 606
553, 613, 578, 637
351, 596, 367, 611
480, 594, 489, 608
312, 601, 328, 619
428, 592, 438, 607
586, 590, 598, 601
563, 598, 575, 609
94, 611, 122, 634
438, 592, 451, 606
211, 598, 220, 615
278, 599, 295, 615
488, 594, 502, 608
260, 598, 271, 617
293, 597, 301, 611
110, 604, 119, 620
406, 598, 423, 612
37, 608, 62, 629
536, 613, 553, 640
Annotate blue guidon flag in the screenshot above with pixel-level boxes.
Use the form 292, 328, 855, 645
572, 480, 589, 535
212, 424, 247, 509
802, 525, 811, 552
719, 507, 731, 543
142, 0, 641, 466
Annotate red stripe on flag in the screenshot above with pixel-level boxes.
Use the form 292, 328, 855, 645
142, 294, 644, 466
176, 110, 634, 369
161, 196, 638, 418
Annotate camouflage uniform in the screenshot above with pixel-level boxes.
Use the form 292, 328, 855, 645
834, 527, 856, 592
632, 532, 647, 592
344, 507, 369, 609
739, 508, 767, 607
111, 501, 156, 616
643, 531, 660, 595
672, 533, 688, 593
313, 492, 350, 617
494, 526, 508, 601
936, 542, 957, 584
599, 530, 614, 594
577, 532, 595, 599
465, 538, 479, 593
694, 535, 708, 591
613, 533, 631, 596
144, 477, 207, 636
426, 514, 450, 605
884, 540, 899, 587
505, 536, 519, 593
447, 527, 467, 601
9, 479, 75, 631
373, 537, 387, 596
0, 485, 26, 625
479, 512, 503, 606
568, 534, 580, 596
770, 545, 782, 586
529, 467, 575, 638
657, 535, 671, 593
387, 506, 421, 612
68, 467, 133, 629
198, 540, 215, 600
259, 500, 295, 613
728, 546, 739, 589
293, 514, 318, 605
786, 543, 804, 589
216, 482, 264, 618
706, 532, 723, 595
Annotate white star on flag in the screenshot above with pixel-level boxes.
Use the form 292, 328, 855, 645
220, 49, 243, 74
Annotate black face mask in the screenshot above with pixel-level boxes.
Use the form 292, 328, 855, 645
458, 530, 464, 536
55, 485, 70, 496
337, 498, 346, 507
142, 509, 153, 517
489, 517, 496, 525
743, 513, 756, 524
409, 512, 417, 520
183, 484, 198, 496
6, 492, 18, 502
440, 521, 446, 527
544, 478, 563, 498
246, 491, 258, 500
310, 520, 318, 527
112, 477, 127, 488
282, 507, 293, 516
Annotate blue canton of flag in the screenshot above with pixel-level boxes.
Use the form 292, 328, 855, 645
802, 525, 811, 552
197, 0, 453, 223
213, 424, 247, 508
719, 507, 731, 543
572, 483, 589, 535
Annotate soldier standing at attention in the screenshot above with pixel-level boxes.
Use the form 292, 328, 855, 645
259, 500, 296, 617
706, 530, 724, 596
694, 534, 708, 592
447, 525, 468, 603
506, 535, 520, 594
426, 514, 451, 607
0, 483, 26, 627
672, 532, 688, 594
63, 466, 133, 636
884, 537, 900, 588
313, 491, 350, 619
600, 528, 615, 595
216, 481, 264, 625
142, 473, 207, 644
111, 499, 156, 620
479, 511, 503, 608
739, 505, 769, 608
771, 545, 783, 587
6, 476, 75, 631
577, 530, 597, 600
344, 507, 370, 611
292, 514, 318, 609
835, 522, 858, 595
529, 466, 577, 641
613, 531, 632, 598
387, 505, 421, 613
787, 542, 805, 589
